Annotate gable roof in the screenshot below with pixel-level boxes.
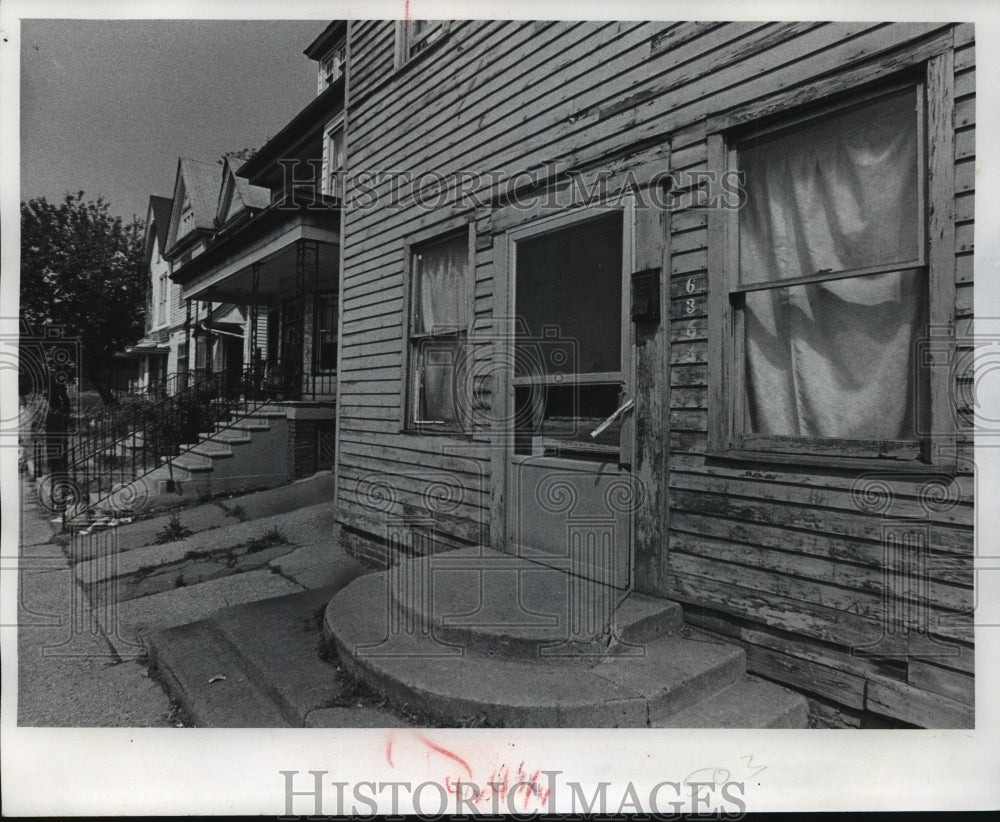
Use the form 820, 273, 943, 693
178, 157, 223, 231
234, 174, 270, 211
216, 157, 270, 226
164, 157, 224, 257
148, 195, 173, 251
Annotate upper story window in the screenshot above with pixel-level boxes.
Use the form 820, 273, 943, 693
318, 39, 346, 94
325, 125, 345, 199
157, 272, 168, 327
708, 59, 956, 468
395, 20, 450, 67
178, 199, 194, 237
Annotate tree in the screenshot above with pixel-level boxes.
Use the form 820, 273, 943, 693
218, 147, 257, 166
21, 192, 146, 405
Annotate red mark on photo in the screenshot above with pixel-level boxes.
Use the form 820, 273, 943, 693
416, 734, 473, 779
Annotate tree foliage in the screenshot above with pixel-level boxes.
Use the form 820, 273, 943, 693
218, 147, 257, 166
21, 192, 146, 404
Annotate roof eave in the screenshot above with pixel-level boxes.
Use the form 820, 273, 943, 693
236, 79, 345, 185
303, 21, 347, 60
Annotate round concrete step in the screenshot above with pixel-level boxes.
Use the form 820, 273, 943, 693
324, 570, 749, 727
383, 547, 683, 659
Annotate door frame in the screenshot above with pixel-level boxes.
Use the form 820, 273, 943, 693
491, 198, 638, 587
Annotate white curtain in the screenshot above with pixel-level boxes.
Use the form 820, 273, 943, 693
419, 341, 460, 423
415, 235, 468, 334
739, 88, 925, 440
414, 234, 468, 423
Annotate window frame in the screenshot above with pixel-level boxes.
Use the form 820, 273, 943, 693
318, 38, 346, 92
179, 200, 194, 236
706, 52, 957, 472
401, 222, 475, 436
312, 291, 339, 376
157, 272, 168, 327
324, 119, 345, 199
394, 20, 451, 69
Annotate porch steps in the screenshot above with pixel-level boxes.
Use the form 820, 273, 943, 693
130, 405, 291, 500
187, 440, 233, 458
229, 418, 273, 432
323, 547, 809, 728
208, 428, 253, 445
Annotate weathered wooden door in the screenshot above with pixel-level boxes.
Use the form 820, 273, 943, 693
506, 208, 635, 589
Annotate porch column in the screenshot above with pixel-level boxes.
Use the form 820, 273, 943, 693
295, 240, 321, 401
250, 262, 261, 399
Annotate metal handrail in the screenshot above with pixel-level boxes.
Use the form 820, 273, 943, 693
70, 370, 207, 459
59, 363, 273, 527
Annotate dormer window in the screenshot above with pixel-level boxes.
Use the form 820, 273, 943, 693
318, 40, 346, 93
179, 199, 194, 237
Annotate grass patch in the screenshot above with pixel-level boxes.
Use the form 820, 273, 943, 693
154, 513, 193, 545
224, 504, 247, 521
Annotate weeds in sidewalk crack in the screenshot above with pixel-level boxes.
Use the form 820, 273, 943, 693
223, 504, 248, 522
246, 527, 289, 553
154, 513, 193, 545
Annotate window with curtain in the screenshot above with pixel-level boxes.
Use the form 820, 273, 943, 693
407, 230, 469, 432
719, 82, 931, 459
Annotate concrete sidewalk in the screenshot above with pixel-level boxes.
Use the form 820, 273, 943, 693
77, 471, 337, 555
16, 471, 411, 728
17, 474, 177, 726
80, 499, 360, 657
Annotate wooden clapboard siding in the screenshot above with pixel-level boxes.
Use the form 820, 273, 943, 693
658, 23, 975, 727
339, 20, 975, 727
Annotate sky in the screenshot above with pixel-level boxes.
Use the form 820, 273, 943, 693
20, 18, 326, 222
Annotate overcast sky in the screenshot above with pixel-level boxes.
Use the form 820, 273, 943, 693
20, 18, 326, 221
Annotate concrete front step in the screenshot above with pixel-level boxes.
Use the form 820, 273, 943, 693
323, 552, 808, 728
382, 548, 683, 659
654, 675, 809, 728
146, 584, 405, 728
146, 618, 293, 727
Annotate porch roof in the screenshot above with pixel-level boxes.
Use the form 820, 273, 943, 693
124, 343, 169, 357
172, 199, 340, 304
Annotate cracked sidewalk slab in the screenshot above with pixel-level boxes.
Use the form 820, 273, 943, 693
94, 568, 304, 658
72, 501, 337, 584
73, 471, 337, 556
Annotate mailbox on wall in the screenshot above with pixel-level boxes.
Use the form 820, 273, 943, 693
631, 267, 661, 324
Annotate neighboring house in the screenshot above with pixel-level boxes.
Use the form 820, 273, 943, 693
330, 21, 976, 728
127, 195, 181, 396
161, 156, 226, 386
165, 21, 346, 482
